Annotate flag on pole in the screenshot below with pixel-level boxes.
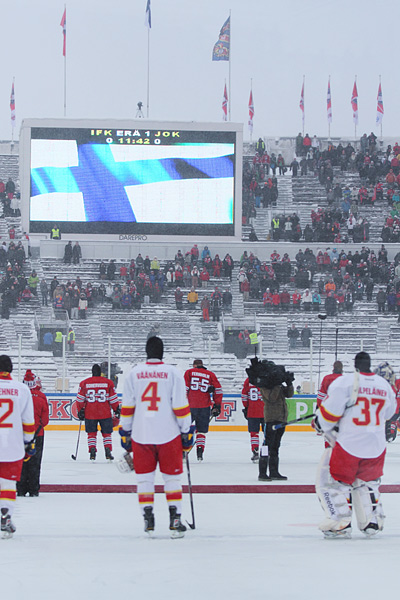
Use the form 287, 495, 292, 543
351, 81, 358, 125
145, 0, 151, 28
10, 81, 15, 128
376, 82, 384, 125
222, 83, 228, 121
299, 81, 304, 124
60, 8, 66, 57
327, 78, 332, 123
248, 89, 254, 133
212, 17, 230, 61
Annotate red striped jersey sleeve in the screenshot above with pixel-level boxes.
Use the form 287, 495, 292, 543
319, 404, 341, 423
173, 404, 191, 419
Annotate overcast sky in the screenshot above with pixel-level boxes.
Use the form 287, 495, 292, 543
2, 0, 399, 143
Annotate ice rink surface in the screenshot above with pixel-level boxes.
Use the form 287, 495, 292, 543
3, 430, 400, 600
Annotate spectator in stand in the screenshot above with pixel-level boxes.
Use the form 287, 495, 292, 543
40, 279, 48, 306
303, 134, 312, 155
301, 324, 312, 348
302, 289, 313, 311
201, 295, 210, 321
50, 224, 61, 240
64, 241, 73, 264
72, 242, 82, 265
79, 293, 88, 318
222, 289, 232, 311
325, 292, 337, 316
28, 271, 39, 296
280, 289, 290, 311
107, 260, 116, 281
199, 267, 210, 288
376, 288, 386, 313
187, 287, 198, 310
175, 287, 184, 310
287, 324, 299, 350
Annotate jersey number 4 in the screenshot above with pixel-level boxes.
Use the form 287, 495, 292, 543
353, 396, 385, 426
0, 399, 13, 428
142, 382, 161, 411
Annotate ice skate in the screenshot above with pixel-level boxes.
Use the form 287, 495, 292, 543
143, 506, 155, 536
169, 506, 186, 539
1, 509, 16, 539
196, 447, 203, 462
105, 448, 114, 461
320, 518, 352, 539
90, 448, 96, 461
251, 449, 259, 463
362, 522, 381, 537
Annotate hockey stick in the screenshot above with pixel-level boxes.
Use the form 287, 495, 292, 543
185, 452, 195, 530
71, 420, 83, 460
272, 413, 316, 430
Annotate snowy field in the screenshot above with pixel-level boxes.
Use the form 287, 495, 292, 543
3, 430, 400, 600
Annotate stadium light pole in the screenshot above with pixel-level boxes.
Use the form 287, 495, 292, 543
317, 314, 327, 390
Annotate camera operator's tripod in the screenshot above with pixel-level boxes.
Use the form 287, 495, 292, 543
136, 101, 144, 118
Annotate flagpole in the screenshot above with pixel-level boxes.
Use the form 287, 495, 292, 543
11, 77, 15, 145
354, 74, 357, 141
250, 78, 253, 143
64, 4, 67, 117
147, 27, 150, 118
302, 75, 305, 137
379, 75, 383, 141
328, 75, 331, 140
228, 9, 231, 121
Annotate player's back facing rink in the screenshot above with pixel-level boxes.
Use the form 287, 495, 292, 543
4, 430, 400, 600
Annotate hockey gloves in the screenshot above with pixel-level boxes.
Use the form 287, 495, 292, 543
78, 408, 85, 421
311, 416, 323, 435
242, 407, 248, 420
211, 403, 221, 417
24, 440, 36, 462
119, 428, 133, 452
181, 424, 196, 452
114, 407, 121, 419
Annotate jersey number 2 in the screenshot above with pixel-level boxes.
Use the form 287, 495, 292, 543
0, 399, 13, 428
142, 382, 161, 411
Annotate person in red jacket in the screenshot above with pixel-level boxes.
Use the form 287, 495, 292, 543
184, 359, 223, 461
17, 370, 49, 497
241, 377, 265, 462
76, 364, 120, 461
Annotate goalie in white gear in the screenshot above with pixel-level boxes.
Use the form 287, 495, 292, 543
314, 352, 397, 538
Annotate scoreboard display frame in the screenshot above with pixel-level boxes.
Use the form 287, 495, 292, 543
20, 119, 243, 239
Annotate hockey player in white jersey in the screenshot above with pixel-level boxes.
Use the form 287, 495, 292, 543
314, 351, 396, 538
119, 336, 192, 538
0, 355, 35, 538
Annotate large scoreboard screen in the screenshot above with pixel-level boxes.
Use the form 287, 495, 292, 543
25, 122, 240, 236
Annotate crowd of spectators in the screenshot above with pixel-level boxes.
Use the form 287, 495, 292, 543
236, 244, 400, 320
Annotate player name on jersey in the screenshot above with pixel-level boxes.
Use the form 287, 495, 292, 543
137, 371, 168, 379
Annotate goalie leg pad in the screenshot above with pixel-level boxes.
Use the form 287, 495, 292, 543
352, 478, 384, 535
316, 448, 352, 534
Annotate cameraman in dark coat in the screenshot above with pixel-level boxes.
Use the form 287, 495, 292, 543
246, 359, 294, 481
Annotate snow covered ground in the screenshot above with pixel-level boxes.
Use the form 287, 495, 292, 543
3, 431, 400, 600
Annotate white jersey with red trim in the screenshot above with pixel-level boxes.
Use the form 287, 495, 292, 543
121, 359, 191, 445
317, 371, 396, 459
0, 375, 35, 462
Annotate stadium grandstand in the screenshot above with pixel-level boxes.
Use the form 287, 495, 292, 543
3, 127, 400, 396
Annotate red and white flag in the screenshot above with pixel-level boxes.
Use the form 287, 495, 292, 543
327, 78, 332, 123
10, 80, 15, 128
299, 81, 305, 125
351, 80, 358, 125
60, 8, 66, 57
248, 89, 254, 133
222, 83, 228, 121
376, 82, 384, 125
